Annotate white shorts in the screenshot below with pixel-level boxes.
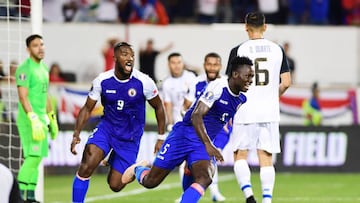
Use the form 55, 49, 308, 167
229, 122, 281, 154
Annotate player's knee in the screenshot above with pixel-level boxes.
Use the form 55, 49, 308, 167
142, 177, 160, 189
109, 183, 125, 192
77, 164, 95, 178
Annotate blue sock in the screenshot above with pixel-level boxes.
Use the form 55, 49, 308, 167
135, 166, 150, 184
180, 183, 205, 203
182, 168, 194, 191
72, 174, 90, 203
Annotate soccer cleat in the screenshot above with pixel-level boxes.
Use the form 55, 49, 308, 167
211, 193, 226, 202
246, 195, 257, 203
122, 160, 149, 184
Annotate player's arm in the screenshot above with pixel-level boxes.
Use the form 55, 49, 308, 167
279, 71, 291, 96
46, 95, 59, 140
70, 96, 97, 155
148, 95, 166, 153
182, 98, 192, 114
17, 86, 32, 113
164, 101, 174, 130
191, 101, 223, 162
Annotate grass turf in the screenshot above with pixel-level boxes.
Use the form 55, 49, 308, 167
44, 171, 360, 203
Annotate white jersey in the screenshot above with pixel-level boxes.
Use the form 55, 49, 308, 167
162, 70, 196, 123
227, 38, 290, 124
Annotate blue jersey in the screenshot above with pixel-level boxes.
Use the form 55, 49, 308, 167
182, 77, 246, 141
154, 77, 246, 170
88, 69, 158, 141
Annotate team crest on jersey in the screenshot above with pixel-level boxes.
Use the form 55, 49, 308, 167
204, 91, 214, 101
128, 88, 137, 97
19, 73, 26, 80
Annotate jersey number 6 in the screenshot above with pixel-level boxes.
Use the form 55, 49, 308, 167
254, 57, 269, 86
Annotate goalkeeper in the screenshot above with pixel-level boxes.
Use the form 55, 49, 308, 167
15, 34, 59, 203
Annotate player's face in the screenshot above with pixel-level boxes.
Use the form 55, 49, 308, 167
235, 65, 254, 92
27, 38, 44, 62
204, 57, 221, 81
114, 46, 134, 78
168, 56, 184, 77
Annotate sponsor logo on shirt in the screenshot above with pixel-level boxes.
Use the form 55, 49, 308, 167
106, 89, 116, 94
128, 88, 137, 97
219, 99, 228, 105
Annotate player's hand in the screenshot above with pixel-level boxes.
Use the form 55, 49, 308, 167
70, 133, 81, 155
153, 140, 164, 154
205, 142, 224, 162
27, 112, 45, 141
47, 111, 59, 140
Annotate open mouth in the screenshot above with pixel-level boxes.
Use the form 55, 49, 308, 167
125, 62, 132, 72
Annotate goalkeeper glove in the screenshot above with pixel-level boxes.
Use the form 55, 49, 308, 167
27, 112, 45, 141
47, 111, 59, 140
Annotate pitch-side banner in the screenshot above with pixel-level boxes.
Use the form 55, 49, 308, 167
44, 125, 360, 172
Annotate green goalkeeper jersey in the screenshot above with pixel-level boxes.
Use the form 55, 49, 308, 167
16, 58, 49, 125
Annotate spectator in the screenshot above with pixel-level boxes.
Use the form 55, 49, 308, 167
62, 0, 78, 22
216, 0, 233, 23
102, 35, 120, 72
309, 0, 329, 25
0, 60, 5, 79
49, 62, 65, 83
288, 0, 308, 24
302, 82, 322, 126
139, 38, 173, 83
196, 0, 218, 24
283, 42, 296, 82
96, 0, 121, 23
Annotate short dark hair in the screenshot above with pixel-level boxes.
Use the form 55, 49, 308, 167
204, 52, 221, 63
228, 56, 253, 77
26, 34, 42, 47
168, 52, 181, 61
245, 12, 265, 27
113, 42, 132, 53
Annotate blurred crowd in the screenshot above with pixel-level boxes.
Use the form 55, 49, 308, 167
0, 0, 359, 25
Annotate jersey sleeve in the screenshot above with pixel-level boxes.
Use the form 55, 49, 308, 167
162, 79, 172, 103
15, 64, 30, 88
88, 75, 101, 101
142, 74, 159, 100
198, 79, 224, 108
225, 45, 240, 75
279, 45, 291, 74
185, 79, 197, 102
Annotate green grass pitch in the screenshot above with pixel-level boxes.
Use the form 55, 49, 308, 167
44, 171, 360, 203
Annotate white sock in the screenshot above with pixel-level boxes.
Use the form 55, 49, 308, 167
234, 159, 253, 198
260, 166, 275, 203
209, 164, 220, 196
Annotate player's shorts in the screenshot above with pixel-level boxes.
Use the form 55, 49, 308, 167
229, 122, 280, 154
86, 122, 140, 174
213, 127, 231, 150
17, 124, 48, 157
153, 123, 210, 170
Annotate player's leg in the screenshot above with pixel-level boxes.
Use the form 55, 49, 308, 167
208, 127, 230, 202
17, 124, 44, 202
180, 160, 212, 203
72, 144, 105, 203
230, 123, 257, 203
135, 164, 172, 188
257, 122, 280, 203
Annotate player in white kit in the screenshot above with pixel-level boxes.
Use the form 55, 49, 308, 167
226, 12, 291, 203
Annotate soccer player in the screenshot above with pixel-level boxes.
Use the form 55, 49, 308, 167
225, 12, 292, 203
16, 34, 59, 203
161, 52, 196, 202
162, 52, 196, 130
182, 52, 228, 202
123, 56, 255, 203
70, 42, 166, 203
0, 163, 23, 203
